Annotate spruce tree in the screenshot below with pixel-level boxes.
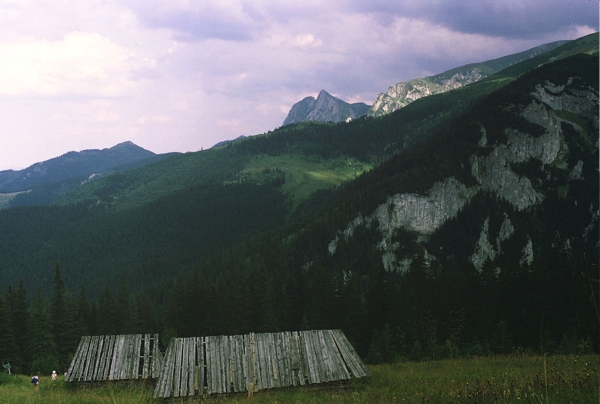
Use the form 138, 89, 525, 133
97, 287, 117, 335
27, 283, 59, 374
51, 263, 75, 368
6, 281, 28, 373
0, 291, 18, 373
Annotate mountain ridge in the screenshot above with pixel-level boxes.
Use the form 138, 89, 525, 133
0, 141, 170, 207
283, 90, 371, 125
368, 39, 570, 117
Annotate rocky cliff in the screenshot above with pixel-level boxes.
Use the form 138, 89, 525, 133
283, 90, 370, 125
368, 40, 569, 117
330, 59, 598, 273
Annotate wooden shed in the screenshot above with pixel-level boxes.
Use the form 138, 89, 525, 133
153, 329, 370, 399
65, 334, 163, 383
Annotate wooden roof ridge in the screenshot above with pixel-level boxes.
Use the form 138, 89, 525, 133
65, 333, 163, 382
153, 329, 370, 399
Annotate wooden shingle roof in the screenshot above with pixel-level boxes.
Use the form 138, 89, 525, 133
153, 329, 370, 399
65, 334, 163, 382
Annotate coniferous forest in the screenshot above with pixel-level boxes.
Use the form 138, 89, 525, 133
0, 36, 598, 377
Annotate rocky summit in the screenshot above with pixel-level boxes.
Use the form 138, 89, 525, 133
368, 40, 569, 117
283, 90, 370, 125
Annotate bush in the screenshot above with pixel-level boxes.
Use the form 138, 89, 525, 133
30, 355, 59, 376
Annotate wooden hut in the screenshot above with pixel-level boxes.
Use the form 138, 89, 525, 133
65, 334, 163, 383
153, 329, 370, 399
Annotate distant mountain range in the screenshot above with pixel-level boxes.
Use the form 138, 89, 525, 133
367, 40, 570, 117
282, 41, 570, 125
283, 90, 371, 125
0, 141, 172, 207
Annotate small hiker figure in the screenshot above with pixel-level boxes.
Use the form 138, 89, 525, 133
31, 374, 39, 390
51, 370, 57, 381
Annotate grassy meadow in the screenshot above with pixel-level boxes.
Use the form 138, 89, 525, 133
1, 354, 597, 403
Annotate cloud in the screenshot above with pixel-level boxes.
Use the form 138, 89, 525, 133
137, 114, 172, 124
0, 31, 140, 97
350, 0, 598, 40
129, 0, 263, 41
216, 119, 242, 127
96, 110, 120, 122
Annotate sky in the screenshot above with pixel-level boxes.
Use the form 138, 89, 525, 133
0, 1, 597, 170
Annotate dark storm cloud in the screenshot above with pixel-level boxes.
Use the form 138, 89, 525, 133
350, 0, 598, 39
130, 1, 267, 42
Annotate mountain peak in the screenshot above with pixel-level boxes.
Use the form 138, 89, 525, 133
283, 90, 370, 126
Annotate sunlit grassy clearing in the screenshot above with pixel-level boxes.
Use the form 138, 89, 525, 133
1, 355, 597, 403
236, 153, 371, 208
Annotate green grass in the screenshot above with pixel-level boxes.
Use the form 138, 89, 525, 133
228, 153, 371, 211
1, 355, 597, 403
0, 191, 25, 209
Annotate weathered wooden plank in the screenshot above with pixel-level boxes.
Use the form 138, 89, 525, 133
153, 338, 175, 399
75, 335, 92, 381
280, 332, 291, 386
299, 331, 316, 384
152, 333, 162, 378
324, 329, 346, 380
252, 333, 262, 391
216, 336, 225, 394
118, 335, 128, 380
331, 329, 370, 377
317, 330, 334, 382
221, 335, 230, 393
247, 333, 258, 393
289, 331, 304, 386
118, 334, 131, 380
309, 331, 325, 382
91, 336, 105, 381
187, 337, 196, 396
127, 335, 137, 379
229, 335, 242, 392
83, 335, 100, 381
330, 329, 359, 376
205, 336, 215, 394
100, 335, 115, 381
108, 335, 122, 380
273, 332, 286, 388
238, 335, 246, 392
178, 338, 188, 397
129, 334, 138, 379
132, 334, 142, 379
307, 331, 322, 383
265, 333, 276, 389
269, 333, 280, 388
241, 334, 248, 391
259, 334, 271, 390
207, 336, 216, 394
96, 335, 108, 381
108, 335, 120, 381
185, 337, 195, 396
257, 333, 269, 391
197, 337, 205, 394
123, 335, 134, 379
70, 336, 90, 381
173, 337, 184, 397
79, 335, 94, 381
293, 331, 307, 386
142, 334, 150, 379
282, 332, 293, 387
65, 336, 85, 381
325, 330, 350, 380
